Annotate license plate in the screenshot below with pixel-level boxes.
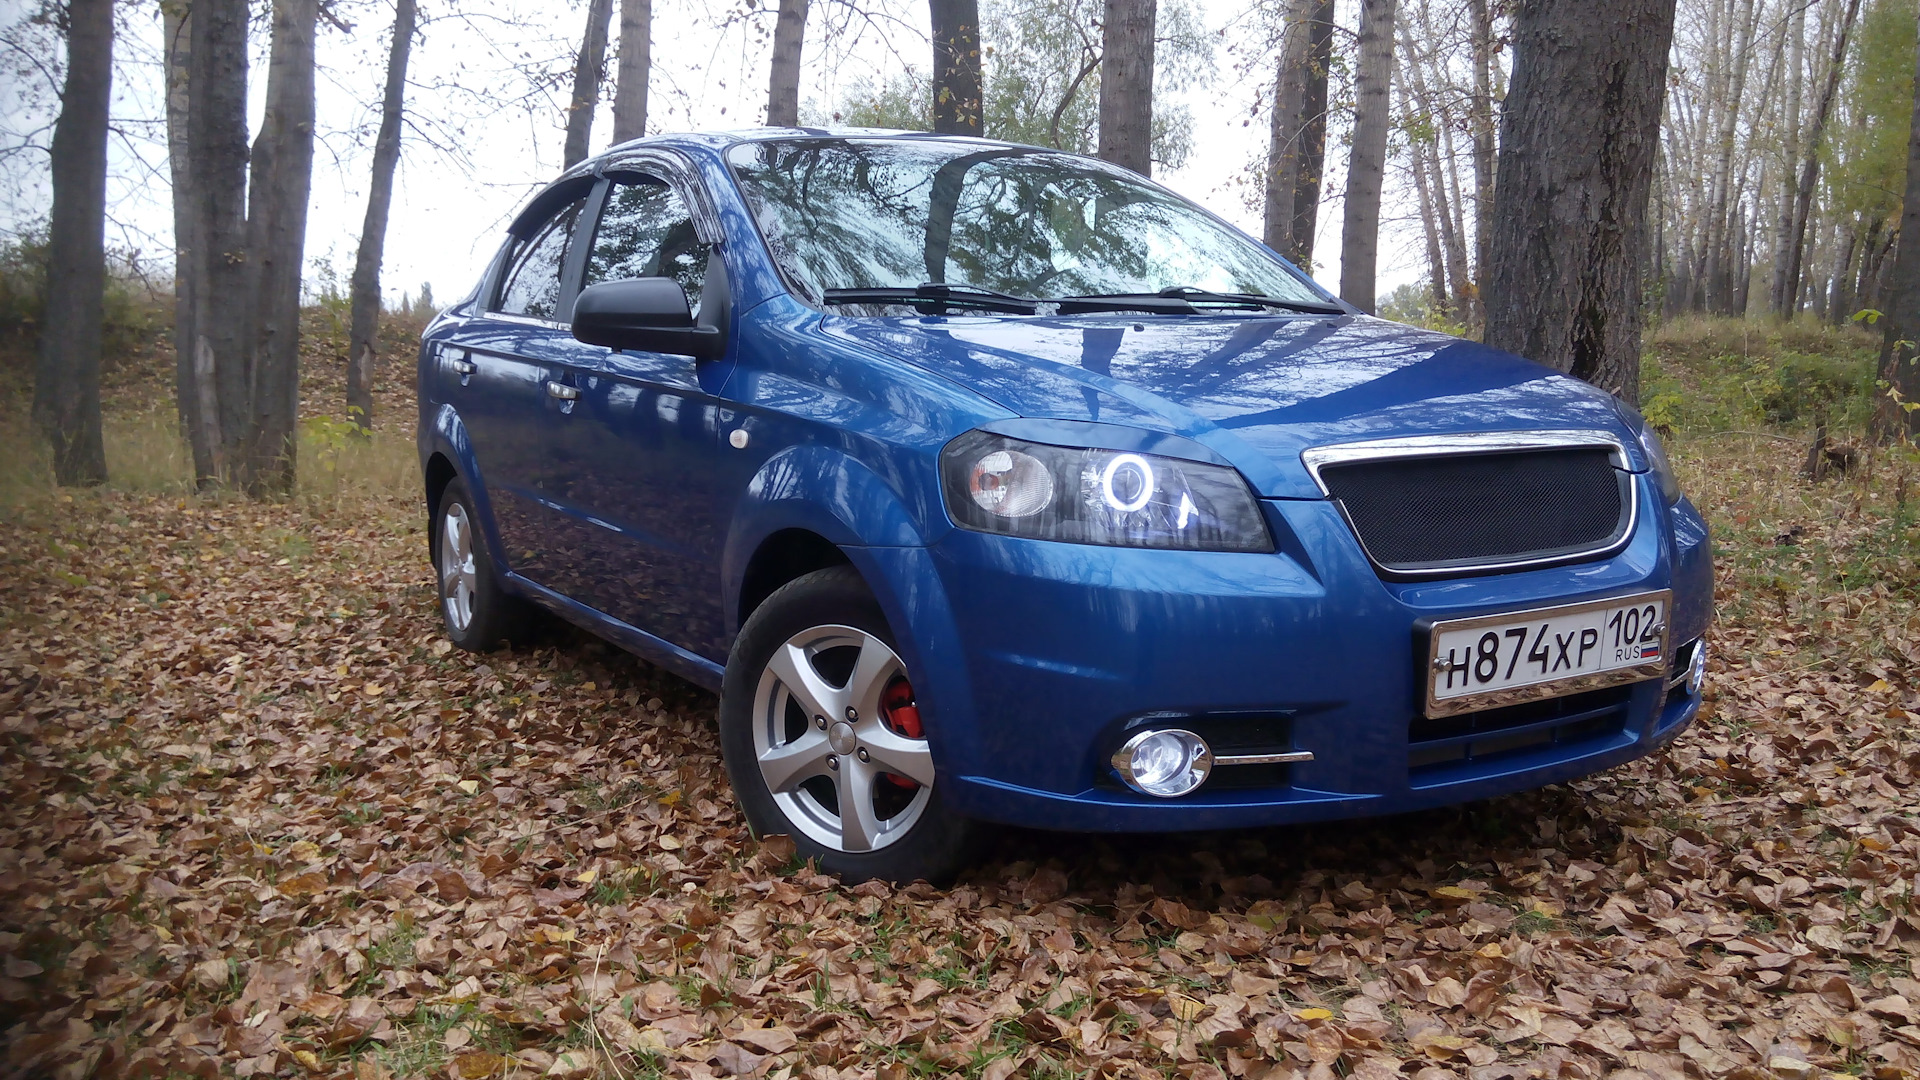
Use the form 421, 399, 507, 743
1424, 590, 1670, 717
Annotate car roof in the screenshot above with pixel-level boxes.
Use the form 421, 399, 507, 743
600, 126, 1041, 159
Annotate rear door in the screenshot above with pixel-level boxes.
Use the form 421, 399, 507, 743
438, 180, 602, 594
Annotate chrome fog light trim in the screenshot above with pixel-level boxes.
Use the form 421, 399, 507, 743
1686, 639, 1707, 695
1112, 728, 1213, 797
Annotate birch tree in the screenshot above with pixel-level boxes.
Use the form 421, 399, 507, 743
1778, 0, 1862, 312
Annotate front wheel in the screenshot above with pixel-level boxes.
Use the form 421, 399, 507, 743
719, 566, 975, 884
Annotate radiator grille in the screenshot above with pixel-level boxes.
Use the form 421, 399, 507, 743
1318, 447, 1630, 574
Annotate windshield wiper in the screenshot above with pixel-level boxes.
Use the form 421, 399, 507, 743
1054, 286, 1345, 316
821, 283, 1038, 314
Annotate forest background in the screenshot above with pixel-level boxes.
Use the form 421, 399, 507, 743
3, 0, 1920, 1078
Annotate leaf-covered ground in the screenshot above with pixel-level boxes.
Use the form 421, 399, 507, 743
2, 419, 1919, 1079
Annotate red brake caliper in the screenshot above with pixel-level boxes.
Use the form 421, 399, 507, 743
880, 676, 923, 789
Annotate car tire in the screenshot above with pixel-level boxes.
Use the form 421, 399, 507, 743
432, 479, 535, 652
720, 566, 976, 884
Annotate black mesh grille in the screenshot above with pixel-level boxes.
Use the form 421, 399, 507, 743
1319, 447, 1630, 573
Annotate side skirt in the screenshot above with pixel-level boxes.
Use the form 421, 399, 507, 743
504, 572, 727, 693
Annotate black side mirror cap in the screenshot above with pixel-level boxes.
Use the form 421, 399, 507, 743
572, 277, 725, 359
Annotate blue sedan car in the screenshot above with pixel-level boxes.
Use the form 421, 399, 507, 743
418, 129, 1712, 883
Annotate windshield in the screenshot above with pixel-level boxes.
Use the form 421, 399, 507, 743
725, 138, 1329, 309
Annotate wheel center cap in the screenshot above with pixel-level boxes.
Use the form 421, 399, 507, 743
827, 721, 858, 755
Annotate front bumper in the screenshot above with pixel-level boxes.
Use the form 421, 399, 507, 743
858, 484, 1712, 833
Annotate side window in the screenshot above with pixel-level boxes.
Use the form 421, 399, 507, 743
495, 195, 587, 320
585, 175, 710, 313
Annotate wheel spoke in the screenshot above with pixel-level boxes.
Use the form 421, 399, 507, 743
844, 635, 902, 720
835, 754, 884, 852
767, 642, 840, 721
860, 726, 936, 786
758, 728, 833, 793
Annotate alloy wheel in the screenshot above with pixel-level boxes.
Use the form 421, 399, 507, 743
439, 501, 479, 635
751, 624, 934, 852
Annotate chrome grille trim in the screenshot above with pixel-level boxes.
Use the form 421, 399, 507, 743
1300, 432, 1640, 578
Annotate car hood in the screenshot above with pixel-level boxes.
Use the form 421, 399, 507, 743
820, 312, 1637, 499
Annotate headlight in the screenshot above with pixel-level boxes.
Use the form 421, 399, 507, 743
1617, 404, 1681, 504
940, 431, 1274, 552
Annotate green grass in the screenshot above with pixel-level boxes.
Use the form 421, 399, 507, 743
1640, 314, 1880, 434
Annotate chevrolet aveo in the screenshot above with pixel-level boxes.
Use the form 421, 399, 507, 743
417, 129, 1713, 883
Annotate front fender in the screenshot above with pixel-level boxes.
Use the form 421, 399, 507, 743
720, 444, 932, 626
422, 404, 517, 588
718, 446, 983, 784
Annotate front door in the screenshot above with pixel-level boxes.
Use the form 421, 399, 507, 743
554, 170, 735, 659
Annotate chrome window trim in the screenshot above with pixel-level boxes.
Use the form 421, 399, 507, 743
1299, 431, 1639, 578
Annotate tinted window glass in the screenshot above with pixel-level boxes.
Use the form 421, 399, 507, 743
726, 139, 1327, 306
496, 195, 587, 319
586, 176, 709, 313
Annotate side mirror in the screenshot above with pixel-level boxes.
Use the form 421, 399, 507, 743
572, 277, 725, 359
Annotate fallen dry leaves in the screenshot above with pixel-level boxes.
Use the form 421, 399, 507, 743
0, 429, 1917, 1080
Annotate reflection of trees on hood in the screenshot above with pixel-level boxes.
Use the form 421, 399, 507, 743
821, 0, 1211, 172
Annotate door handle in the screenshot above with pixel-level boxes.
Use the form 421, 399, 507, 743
547, 381, 579, 401
448, 358, 476, 376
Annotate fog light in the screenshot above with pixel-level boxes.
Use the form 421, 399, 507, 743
1686, 640, 1707, 695
1112, 729, 1212, 797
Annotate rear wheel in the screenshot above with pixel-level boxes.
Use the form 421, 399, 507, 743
720, 567, 975, 884
433, 479, 533, 651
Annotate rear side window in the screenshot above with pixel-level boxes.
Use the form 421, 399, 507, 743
586, 176, 709, 313
496, 195, 588, 320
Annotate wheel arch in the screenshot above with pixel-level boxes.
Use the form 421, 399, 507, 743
736, 529, 853, 629
424, 452, 458, 558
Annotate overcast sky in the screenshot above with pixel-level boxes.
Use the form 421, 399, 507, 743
2, 0, 1429, 309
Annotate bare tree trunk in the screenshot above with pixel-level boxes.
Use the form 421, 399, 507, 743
1467, 0, 1496, 318
1263, 1, 1313, 257
1770, 0, 1808, 314
766, 0, 808, 127
1289, 0, 1334, 271
346, 0, 416, 435
1872, 25, 1920, 441
1782, 0, 1860, 315
34, 0, 113, 486
564, 0, 616, 168
611, 0, 650, 143
1483, 0, 1677, 403
931, 0, 982, 135
1400, 10, 1469, 313
1703, 0, 1757, 315
1339, 0, 1397, 312
1407, 126, 1449, 316
163, 1, 217, 482
232, 0, 319, 496
1734, 202, 1753, 314
1858, 217, 1888, 310
1097, 0, 1156, 175
185, 0, 251, 489
1828, 222, 1858, 325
